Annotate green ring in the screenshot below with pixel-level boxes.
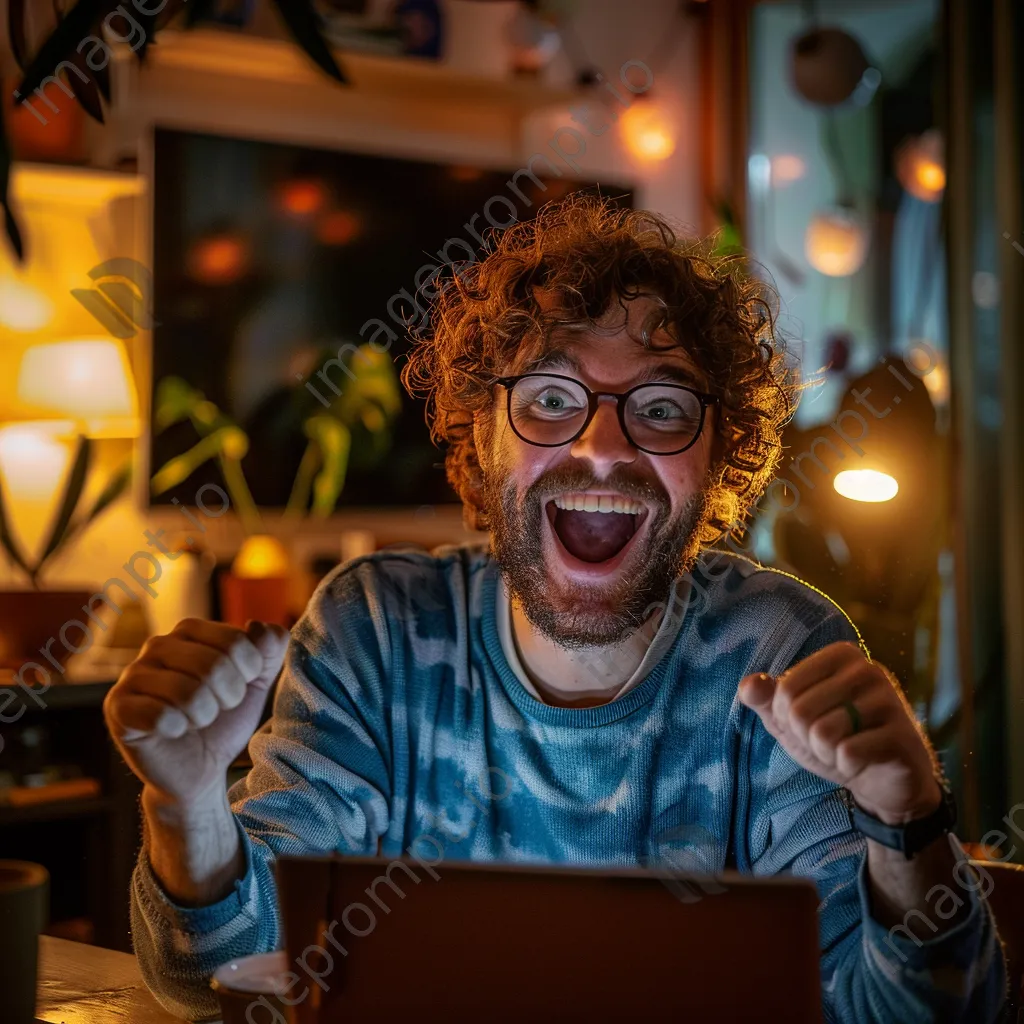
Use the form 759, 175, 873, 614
843, 700, 863, 736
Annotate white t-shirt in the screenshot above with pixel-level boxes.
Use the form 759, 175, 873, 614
495, 573, 692, 705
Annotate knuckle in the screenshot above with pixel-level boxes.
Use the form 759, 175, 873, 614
174, 617, 203, 633
140, 634, 170, 660
809, 717, 835, 746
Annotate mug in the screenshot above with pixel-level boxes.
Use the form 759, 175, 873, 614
0, 860, 49, 1024
212, 950, 297, 1023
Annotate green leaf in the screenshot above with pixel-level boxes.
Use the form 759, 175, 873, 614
150, 429, 234, 494
153, 376, 203, 432
80, 460, 130, 525
8, 0, 29, 71
35, 434, 92, 576
268, 0, 348, 85
0, 476, 34, 582
305, 416, 351, 517
0, 104, 24, 262
14, 0, 114, 102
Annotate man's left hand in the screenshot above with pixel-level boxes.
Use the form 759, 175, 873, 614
738, 641, 942, 827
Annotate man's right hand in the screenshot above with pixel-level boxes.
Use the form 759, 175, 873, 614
104, 618, 289, 906
104, 618, 290, 804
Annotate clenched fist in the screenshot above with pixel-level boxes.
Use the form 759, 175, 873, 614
738, 641, 942, 827
104, 618, 290, 806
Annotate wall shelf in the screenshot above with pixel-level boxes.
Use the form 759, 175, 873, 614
144, 29, 584, 117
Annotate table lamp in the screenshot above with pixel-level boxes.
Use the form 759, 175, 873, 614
0, 338, 138, 585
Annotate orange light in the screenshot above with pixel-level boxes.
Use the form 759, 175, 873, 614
188, 235, 248, 285
834, 469, 899, 503
232, 535, 290, 579
619, 99, 676, 163
805, 208, 869, 277
278, 179, 328, 217
317, 209, 361, 246
896, 131, 945, 203
915, 161, 946, 193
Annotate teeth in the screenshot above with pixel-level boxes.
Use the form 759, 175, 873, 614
552, 493, 643, 515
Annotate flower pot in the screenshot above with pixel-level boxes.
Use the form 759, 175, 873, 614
4, 76, 88, 164
0, 590, 94, 674
218, 575, 290, 628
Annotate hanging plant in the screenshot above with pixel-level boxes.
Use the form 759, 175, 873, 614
2, 0, 348, 261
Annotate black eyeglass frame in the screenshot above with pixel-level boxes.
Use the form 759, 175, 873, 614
495, 372, 721, 456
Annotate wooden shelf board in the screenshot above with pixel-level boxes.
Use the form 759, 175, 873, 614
0, 795, 113, 826
141, 28, 583, 114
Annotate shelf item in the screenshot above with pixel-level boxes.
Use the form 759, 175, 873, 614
2, 777, 102, 808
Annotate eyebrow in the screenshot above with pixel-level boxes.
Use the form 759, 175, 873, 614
533, 350, 706, 390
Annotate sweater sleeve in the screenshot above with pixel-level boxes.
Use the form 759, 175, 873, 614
743, 614, 1007, 1023
130, 562, 395, 1022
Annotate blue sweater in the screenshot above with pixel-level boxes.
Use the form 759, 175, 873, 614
130, 544, 1005, 1021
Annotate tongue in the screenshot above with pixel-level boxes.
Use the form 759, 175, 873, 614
553, 509, 636, 564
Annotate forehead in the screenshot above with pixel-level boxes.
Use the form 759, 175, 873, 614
517, 291, 705, 388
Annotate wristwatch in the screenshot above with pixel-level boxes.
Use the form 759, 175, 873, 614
843, 783, 958, 860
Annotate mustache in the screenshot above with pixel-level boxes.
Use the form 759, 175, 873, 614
522, 464, 671, 509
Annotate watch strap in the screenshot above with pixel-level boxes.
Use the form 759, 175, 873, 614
846, 785, 957, 860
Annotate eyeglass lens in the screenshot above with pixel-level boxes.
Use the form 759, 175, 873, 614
509, 375, 704, 453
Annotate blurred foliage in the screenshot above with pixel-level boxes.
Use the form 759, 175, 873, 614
152, 343, 401, 529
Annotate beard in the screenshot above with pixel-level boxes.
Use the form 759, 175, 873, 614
485, 461, 712, 650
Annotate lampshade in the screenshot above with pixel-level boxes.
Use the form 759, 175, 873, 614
16, 338, 140, 437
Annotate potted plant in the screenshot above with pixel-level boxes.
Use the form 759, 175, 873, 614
151, 342, 401, 626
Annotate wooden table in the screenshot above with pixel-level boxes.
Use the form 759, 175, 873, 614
36, 935, 184, 1023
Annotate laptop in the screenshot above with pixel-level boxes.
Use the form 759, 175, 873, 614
275, 855, 823, 1022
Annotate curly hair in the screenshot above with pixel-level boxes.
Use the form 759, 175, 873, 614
401, 194, 793, 543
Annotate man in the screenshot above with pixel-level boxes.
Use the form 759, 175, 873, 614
108, 198, 1005, 1021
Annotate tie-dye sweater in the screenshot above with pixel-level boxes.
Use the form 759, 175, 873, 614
130, 543, 1006, 1022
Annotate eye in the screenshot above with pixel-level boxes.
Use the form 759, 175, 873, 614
636, 398, 688, 421
521, 385, 585, 416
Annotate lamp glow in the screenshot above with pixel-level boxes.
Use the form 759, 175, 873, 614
0, 277, 54, 331
0, 424, 74, 557
805, 208, 869, 277
896, 130, 945, 203
833, 469, 899, 503
17, 339, 139, 436
620, 99, 676, 162
232, 535, 290, 579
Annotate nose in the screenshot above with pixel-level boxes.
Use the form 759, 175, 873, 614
568, 395, 638, 472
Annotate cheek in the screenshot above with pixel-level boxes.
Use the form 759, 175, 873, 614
657, 445, 712, 508
489, 408, 560, 487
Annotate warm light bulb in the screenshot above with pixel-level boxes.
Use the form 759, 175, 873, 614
0, 277, 54, 331
896, 130, 945, 203
833, 469, 899, 503
805, 208, 869, 277
916, 161, 946, 193
232, 535, 290, 579
620, 100, 676, 162
187, 235, 249, 285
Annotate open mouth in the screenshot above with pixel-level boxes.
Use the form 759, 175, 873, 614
546, 492, 649, 566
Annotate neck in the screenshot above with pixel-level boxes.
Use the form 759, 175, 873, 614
509, 595, 663, 708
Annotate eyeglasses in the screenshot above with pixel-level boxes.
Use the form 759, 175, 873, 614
495, 373, 720, 456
